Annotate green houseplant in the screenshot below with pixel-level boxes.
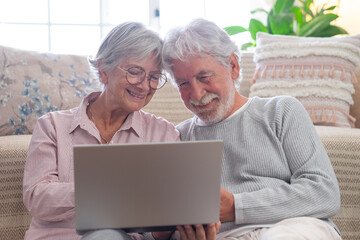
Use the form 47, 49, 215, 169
225, 0, 348, 50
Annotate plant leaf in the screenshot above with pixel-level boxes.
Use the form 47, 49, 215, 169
300, 0, 314, 18
324, 6, 337, 11
223, 26, 248, 36
249, 19, 268, 41
269, 13, 294, 35
250, 8, 268, 15
267, 9, 274, 34
290, 6, 303, 31
298, 13, 338, 37
273, 0, 295, 15
241, 42, 255, 50
307, 25, 348, 37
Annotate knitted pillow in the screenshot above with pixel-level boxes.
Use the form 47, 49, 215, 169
0, 45, 102, 135
249, 33, 360, 128
238, 51, 256, 97
350, 66, 360, 128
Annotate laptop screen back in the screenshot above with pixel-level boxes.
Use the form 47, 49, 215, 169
73, 140, 223, 234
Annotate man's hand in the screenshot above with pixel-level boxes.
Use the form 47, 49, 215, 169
177, 222, 221, 240
220, 188, 235, 222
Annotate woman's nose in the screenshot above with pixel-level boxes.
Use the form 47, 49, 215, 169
136, 75, 151, 91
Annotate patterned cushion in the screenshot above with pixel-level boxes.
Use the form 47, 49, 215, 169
350, 67, 360, 128
249, 33, 360, 128
238, 51, 256, 98
0, 45, 102, 136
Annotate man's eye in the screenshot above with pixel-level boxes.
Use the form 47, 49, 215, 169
198, 75, 211, 81
178, 81, 189, 88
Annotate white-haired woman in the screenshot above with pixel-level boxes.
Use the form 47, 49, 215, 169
23, 22, 180, 240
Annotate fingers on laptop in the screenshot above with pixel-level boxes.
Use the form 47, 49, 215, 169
177, 223, 218, 240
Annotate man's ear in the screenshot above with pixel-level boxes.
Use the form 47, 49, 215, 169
229, 53, 240, 80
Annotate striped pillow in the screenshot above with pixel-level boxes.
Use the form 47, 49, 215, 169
249, 32, 360, 128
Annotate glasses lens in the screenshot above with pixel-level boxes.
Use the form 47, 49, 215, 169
149, 73, 167, 89
126, 67, 145, 85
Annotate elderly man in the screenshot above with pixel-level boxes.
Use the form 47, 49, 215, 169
162, 18, 342, 240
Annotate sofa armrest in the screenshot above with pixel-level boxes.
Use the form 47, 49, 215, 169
315, 126, 360, 240
0, 135, 32, 239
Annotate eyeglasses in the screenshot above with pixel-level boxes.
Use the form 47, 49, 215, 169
117, 66, 167, 90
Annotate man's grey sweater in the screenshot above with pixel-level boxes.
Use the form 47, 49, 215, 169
176, 96, 340, 234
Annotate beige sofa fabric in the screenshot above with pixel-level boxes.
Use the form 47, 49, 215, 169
143, 82, 194, 125
0, 135, 32, 239
316, 126, 360, 240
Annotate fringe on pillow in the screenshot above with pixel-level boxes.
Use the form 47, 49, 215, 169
306, 105, 356, 128
249, 86, 354, 105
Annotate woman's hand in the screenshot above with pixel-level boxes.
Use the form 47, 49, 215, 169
152, 231, 174, 240
177, 222, 221, 240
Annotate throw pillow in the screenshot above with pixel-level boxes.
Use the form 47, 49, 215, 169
238, 50, 256, 97
249, 32, 360, 128
350, 66, 360, 128
0, 45, 102, 135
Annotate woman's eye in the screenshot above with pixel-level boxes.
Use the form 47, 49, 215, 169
150, 75, 160, 81
128, 70, 142, 76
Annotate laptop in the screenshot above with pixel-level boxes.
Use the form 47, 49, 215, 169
73, 140, 223, 234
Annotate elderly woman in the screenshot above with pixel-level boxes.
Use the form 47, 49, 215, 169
23, 22, 180, 240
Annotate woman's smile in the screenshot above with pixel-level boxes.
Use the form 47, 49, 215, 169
126, 88, 147, 100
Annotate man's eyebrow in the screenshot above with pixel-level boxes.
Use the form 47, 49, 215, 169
195, 70, 214, 77
174, 70, 214, 83
173, 77, 183, 83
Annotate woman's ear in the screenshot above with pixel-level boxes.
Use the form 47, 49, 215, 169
229, 53, 240, 80
97, 62, 108, 84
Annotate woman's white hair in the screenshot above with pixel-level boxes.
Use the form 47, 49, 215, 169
162, 18, 240, 86
88, 22, 163, 81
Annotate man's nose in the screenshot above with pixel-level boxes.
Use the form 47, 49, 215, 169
190, 81, 206, 101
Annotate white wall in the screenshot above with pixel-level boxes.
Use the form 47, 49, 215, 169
337, 0, 360, 35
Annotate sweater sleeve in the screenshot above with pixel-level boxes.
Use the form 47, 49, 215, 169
233, 97, 341, 225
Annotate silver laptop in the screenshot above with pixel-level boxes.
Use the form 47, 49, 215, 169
73, 140, 223, 234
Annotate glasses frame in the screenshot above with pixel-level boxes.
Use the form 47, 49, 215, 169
117, 66, 167, 90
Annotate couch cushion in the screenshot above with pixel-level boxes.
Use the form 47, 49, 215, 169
238, 50, 256, 98
350, 67, 360, 128
0, 45, 102, 136
249, 33, 360, 128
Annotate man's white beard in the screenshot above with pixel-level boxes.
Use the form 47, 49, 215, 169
188, 90, 235, 125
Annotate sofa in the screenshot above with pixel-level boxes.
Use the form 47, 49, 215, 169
0, 43, 359, 240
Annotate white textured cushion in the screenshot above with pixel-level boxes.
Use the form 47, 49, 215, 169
249, 33, 360, 128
